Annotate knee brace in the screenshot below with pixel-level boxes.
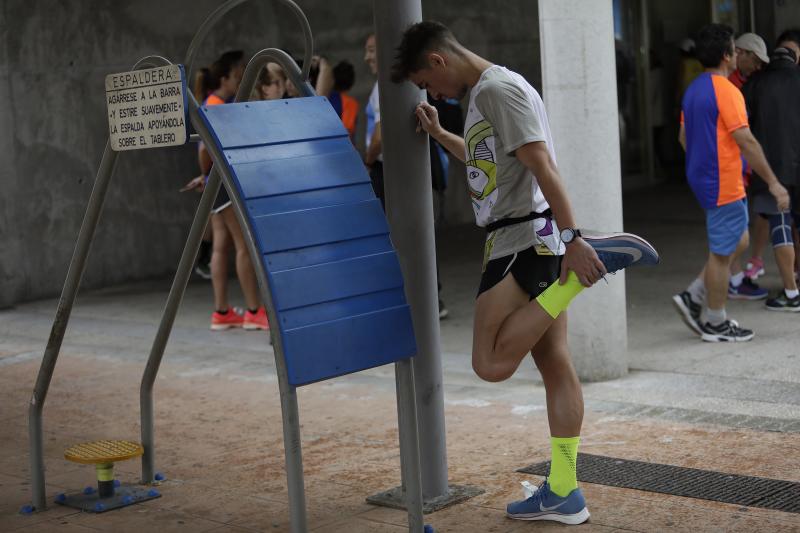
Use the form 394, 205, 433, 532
792, 212, 800, 231
769, 212, 794, 248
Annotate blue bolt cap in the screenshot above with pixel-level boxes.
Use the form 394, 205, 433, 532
19, 505, 35, 515
424, 525, 434, 533
113, 479, 121, 487
55, 493, 67, 503
94, 502, 105, 512
154, 472, 165, 481
121, 495, 135, 505
83, 486, 95, 495
147, 489, 160, 498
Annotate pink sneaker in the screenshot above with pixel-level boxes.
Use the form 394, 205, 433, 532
210, 308, 244, 330
744, 257, 765, 280
243, 306, 269, 331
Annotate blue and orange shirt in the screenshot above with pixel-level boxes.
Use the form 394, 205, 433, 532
682, 72, 748, 209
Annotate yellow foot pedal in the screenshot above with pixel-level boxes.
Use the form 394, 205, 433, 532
65, 439, 143, 464
57, 440, 160, 513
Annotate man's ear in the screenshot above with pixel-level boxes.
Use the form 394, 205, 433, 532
429, 52, 447, 69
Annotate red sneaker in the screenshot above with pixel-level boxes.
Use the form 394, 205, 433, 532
210, 308, 244, 330
243, 306, 269, 331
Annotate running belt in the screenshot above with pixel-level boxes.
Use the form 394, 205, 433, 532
485, 209, 552, 233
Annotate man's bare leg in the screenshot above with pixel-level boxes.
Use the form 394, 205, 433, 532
705, 252, 733, 311
471, 274, 555, 383
530, 314, 583, 437
530, 313, 583, 498
775, 244, 798, 292
730, 230, 750, 276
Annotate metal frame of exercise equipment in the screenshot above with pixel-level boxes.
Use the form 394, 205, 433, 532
27, 1, 425, 531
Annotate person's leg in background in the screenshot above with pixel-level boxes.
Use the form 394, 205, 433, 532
210, 212, 242, 330
195, 221, 213, 280
744, 214, 769, 280
672, 266, 706, 335
729, 200, 767, 301
221, 207, 268, 330
701, 200, 754, 342
766, 209, 800, 311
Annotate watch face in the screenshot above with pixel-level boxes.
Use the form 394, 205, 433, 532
561, 228, 575, 243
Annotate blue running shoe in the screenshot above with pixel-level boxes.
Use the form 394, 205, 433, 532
582, 232, 659, 274
728, 278, 768, 300
506, 479, 590, 525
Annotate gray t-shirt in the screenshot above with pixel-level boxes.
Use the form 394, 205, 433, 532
464, 65, 564, 267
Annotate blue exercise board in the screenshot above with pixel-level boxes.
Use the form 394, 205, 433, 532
198, 97, 417, 386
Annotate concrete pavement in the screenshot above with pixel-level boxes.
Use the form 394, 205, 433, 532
1, 183, 798, 531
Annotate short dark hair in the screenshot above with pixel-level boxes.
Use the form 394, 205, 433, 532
333, 60, 355, 91
777, 28, 800, 49
390, 21, 458, 83
695, 24, 735, 68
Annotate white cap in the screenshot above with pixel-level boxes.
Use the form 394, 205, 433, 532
679, 38, 695, 52
735, 33, 770, 64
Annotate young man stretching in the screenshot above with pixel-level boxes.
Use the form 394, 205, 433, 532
390, 21, 658, 525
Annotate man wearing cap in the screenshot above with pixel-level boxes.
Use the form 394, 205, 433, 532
729, 33, 769, 89
672, 24, 789, 341
742, 46, 800, 311
729, 33, 770, 289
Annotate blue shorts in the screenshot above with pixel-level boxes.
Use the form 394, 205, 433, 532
706, 199, 748, 256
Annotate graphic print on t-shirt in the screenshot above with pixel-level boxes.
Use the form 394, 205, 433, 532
466, 119, 497, 213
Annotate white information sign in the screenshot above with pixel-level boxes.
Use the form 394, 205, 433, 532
105, 64, 188, 151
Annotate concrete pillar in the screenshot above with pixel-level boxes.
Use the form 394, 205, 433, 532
538, 0, 628, 380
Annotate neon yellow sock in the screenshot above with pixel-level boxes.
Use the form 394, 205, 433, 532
535, 272, 584, 319
549, 436, 580, 497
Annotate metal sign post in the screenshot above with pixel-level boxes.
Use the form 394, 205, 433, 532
369, 0, 483, 513
27, 55, 174, 512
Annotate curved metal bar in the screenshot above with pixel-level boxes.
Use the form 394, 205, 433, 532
137, 47, 279, 484
133, 55, 172, 71
184, 0, 313, 84
182, 46, 313, 530
196, 107, 309, 530
240, 48, 315, 99
139, 166, 222, 483
138, 45, 311, 487
28, 55, 171, 512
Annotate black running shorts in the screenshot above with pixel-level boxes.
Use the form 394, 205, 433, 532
477, 246, 561, 298
212, 185, 232, 214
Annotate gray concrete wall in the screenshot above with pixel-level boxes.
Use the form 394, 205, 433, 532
0, 0, 541, 307
771, 0, 800, 42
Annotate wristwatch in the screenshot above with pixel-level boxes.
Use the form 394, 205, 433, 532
559, 227, 582, 244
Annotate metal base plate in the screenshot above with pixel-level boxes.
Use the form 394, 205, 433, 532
367, 484, 484, 514
518, 453, 800, 514
54, 485, 161, 513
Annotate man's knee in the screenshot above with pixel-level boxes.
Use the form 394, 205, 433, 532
235, 246, 252, 262
708, 251, 731, 266
769, 213, 794, 249
472, 359, 514, 383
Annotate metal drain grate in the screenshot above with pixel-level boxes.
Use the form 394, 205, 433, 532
518, 453, 800, 513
